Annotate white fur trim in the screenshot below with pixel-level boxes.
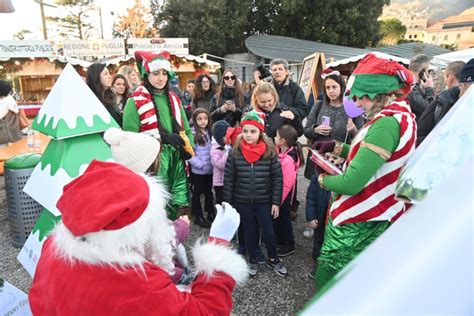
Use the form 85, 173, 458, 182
193, 241, 248, 285
148, 59, 171, 73
52, 174, 176, 275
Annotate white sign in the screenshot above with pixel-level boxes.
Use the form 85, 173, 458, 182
128, 38, 189, 55
0, 280, 32, 316
0, 40, 57, 58
63, 40, 125, 57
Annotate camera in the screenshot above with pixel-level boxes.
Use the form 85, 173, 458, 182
255, 62, 271, 80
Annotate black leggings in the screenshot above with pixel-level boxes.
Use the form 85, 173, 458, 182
191, 173, 214, 218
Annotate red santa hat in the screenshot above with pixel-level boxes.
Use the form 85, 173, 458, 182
57, 160, 150, 236
321, 68, 341, 80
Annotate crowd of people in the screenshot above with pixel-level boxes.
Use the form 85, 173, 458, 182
25, 50, 473, 314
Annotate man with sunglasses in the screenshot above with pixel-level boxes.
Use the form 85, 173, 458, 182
269, 58, 308, 121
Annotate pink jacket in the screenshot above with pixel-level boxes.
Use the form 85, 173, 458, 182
210, 138, 229, 187
278, 146, 301, 204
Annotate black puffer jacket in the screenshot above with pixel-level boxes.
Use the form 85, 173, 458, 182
223, 147, 282, 205
417, 86, 460, 146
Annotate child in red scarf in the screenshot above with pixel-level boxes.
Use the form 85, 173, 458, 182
223, 111, 287, 277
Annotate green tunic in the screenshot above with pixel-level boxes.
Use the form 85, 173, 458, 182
315, 116, 400, 290
122, 93, 194, 219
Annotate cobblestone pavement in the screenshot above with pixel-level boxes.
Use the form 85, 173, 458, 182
1, 170, 316, 315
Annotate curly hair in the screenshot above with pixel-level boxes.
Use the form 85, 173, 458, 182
193, 74, 215, 103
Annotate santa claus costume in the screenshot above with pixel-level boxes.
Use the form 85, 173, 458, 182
29, 160, 248, 315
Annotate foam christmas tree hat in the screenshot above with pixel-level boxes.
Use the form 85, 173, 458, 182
134, 50, 177, 81
347, 53, 415, 100
32, 63, 119, 140
241, 110, 265, 131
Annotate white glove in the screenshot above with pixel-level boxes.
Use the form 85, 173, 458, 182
209, 202, 240, 242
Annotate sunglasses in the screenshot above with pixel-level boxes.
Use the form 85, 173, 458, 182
224, 75, 236, 81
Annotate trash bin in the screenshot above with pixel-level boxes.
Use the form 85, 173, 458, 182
4, 153, 43, 248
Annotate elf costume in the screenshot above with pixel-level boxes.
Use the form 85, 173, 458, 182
122, 51, 194, 219
314, 54, 417, 289
29, 160, 247, 315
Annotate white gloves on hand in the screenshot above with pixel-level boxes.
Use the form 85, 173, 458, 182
209, 202, 240, 242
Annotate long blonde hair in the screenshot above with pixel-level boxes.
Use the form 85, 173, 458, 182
251, 82, 279, 111
366, 94, 397, 120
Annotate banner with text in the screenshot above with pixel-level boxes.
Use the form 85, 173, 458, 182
63, 39, 125, 57
127, 38, 189, 55
0, 40, 58, 59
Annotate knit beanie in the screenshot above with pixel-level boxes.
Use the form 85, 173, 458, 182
347, 53, 415, 100
104, 128, 160, 173
212, 120, 230, 146
134, 50, 177, 81
460, 58, 474, 83
241, 110, 265, 132
0, 80, 12, 97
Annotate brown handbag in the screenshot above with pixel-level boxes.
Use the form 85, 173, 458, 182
18, 108, 29, 129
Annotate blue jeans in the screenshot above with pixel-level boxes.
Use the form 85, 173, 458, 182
234, 203, 277, 260
305, 174, 331, 260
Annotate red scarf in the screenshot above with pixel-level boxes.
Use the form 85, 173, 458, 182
240, 139, 266, 163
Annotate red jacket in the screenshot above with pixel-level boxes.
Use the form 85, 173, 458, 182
29, 238, 243, 316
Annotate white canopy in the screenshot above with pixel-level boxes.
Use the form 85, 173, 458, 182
101, 54, 221, 69
326, 51, 410, 68
432, 48, 474, 69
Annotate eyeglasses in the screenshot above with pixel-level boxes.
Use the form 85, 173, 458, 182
201, 80, 210, 84
224, 75, 236, 81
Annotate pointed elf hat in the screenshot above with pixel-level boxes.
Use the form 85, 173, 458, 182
346, 53, 415, 100
241, 110, 266, 131
134, 50, 176, 80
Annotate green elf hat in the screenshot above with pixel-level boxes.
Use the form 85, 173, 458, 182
241, 110, 265, 131
346, 53, 415, 100
134, 50, 177, 81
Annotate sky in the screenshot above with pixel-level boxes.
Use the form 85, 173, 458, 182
0, 0, 151, 40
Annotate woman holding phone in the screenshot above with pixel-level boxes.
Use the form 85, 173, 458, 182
209, 69, 248, 127
303, 68, 364, 277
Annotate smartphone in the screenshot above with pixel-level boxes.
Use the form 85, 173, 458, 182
419, 69, 427, 83
322, 116, 330, 126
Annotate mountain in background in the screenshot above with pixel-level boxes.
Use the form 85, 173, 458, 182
384, 0, 473, 25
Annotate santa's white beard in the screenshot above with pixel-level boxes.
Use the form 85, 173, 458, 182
53, 175, 177, 276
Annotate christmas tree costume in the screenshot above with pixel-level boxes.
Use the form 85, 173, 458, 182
122, 51, 194, 219
314, 54, 417, 290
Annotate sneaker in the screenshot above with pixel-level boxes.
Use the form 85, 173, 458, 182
276, 244, 295, 257
307, 263, 317, 280
303, 227, 314, 238
256, 249, 266, 265
266, 258, 288, 277
248, 260, 258, 277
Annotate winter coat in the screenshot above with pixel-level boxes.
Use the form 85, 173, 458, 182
0, 96, 21, 145
188, 128, 213, 175
278, 146, 301, 204
406, 83, 435, 122
417, 86, 460, 146
192, 91, 214, 111
255, 103, 304, 139
223, 147, 282, 206
271, 77, 308, 119
210, 138, 229, 187
209, 87, 247, 127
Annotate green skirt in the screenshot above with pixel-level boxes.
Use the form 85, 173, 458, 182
158, 144, 190, 220
315, 216, 390, 290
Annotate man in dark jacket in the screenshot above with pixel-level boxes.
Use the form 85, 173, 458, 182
269, 58, 308, 120
417, 58, 474, 145
406, 54, 436, 122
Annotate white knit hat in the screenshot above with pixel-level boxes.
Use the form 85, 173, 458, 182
103, 128, 160, 173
